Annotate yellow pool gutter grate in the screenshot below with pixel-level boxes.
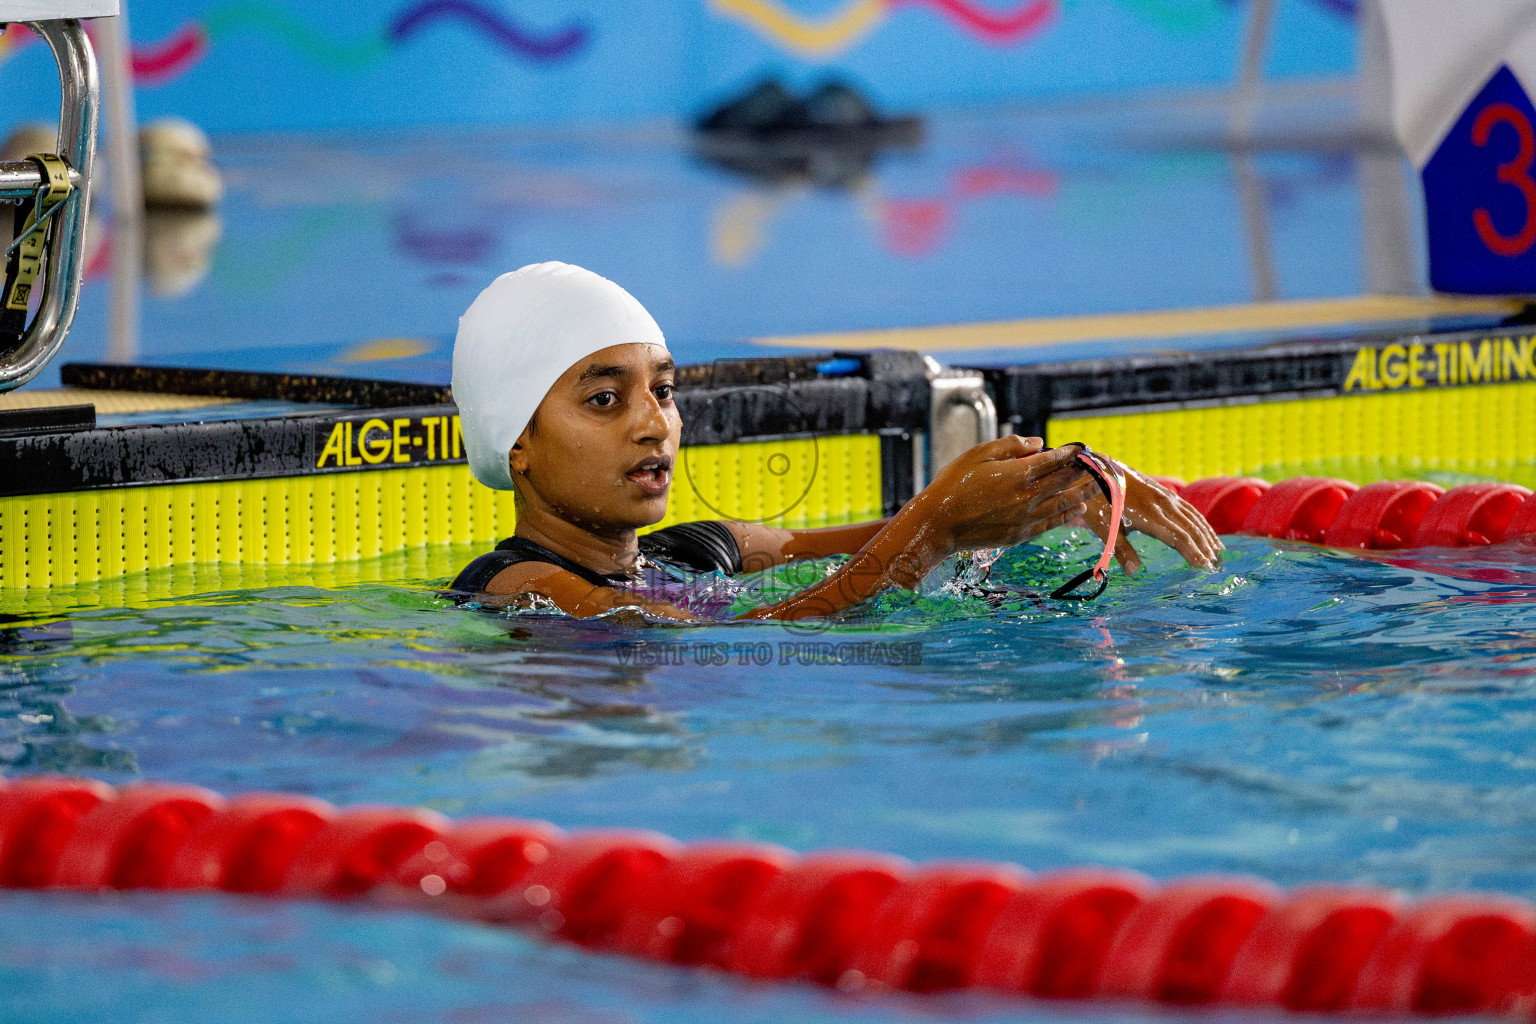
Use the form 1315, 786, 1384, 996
0, 435, 887, 589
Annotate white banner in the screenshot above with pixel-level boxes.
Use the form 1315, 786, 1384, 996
0, 0, 118, 20
1376, 0, 1536, 167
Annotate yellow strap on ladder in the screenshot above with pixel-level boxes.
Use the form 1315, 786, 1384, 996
3, 153, 73, 314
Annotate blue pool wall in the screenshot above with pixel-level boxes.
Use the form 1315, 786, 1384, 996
0, 0, 1357, 133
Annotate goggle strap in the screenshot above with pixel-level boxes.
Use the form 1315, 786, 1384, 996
1050, 565, 1111, 601
1044, 444, 1127, 601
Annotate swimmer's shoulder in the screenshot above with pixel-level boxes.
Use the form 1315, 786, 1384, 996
450, 551, 615, 612
458, 551, 697, 620
450, 538, 613, 598
481, 557, 574, 596
449, 549, 524, 596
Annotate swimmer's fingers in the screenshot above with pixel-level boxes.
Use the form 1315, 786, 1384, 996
1024, 500, 1089, 540
1079, 498, 1143, 575
1019, 480, 1092, 538
970, 434, 1081, 476
1134, 516, 1211, 571
1164, 497, 1224, 564
1014, 445, 1085, 483
993, 454, 1087, 506
1115, 529, 1140, 574
975, 434, 1046, 461
1021, 472, 1096, 517
1129, 468, 1224, 566
930, 436, 1061, 502
1112, 470, 1220, 570
1183, 489, 1225, 556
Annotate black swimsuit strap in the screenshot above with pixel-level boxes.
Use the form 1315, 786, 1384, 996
493, 536, 626, 589
636, 520, 743, 575
447, 536, 624, 595
447, 522, 745, 597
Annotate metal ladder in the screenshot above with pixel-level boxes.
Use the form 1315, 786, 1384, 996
0, 17, 99, 393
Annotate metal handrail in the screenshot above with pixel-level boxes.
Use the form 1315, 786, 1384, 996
0, 19, 99, 394
0, 160, 84, 200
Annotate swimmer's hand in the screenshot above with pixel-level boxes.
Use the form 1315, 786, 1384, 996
742, 436, 1095, 620
1079, 461, 1224, 573
919, 434, 1098, 552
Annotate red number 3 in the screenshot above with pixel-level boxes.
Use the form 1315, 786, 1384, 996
1472, 101, 1536, 257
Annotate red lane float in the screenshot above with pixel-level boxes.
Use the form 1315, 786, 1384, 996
389, 816, 563, 907
282, 805, 448, 897
493, 829, 679, 944
1351, 896, 1536, 1014
614, 842, 789, 966
845, 861, 1028, 992
1240, 477, 1358, 543
972, 867, 1149, 997
1098, 877, 1278, 1002
1506, 495, 1536, 543
730, 852, 908, 983
1180, 475, 1536, 549
0, 777, 112, 887
1323, 482, 1445, 550
1, 776, 1534, 1017
166, 793, 332, 891
51, 783, 222, 889
1182, 476, 1270, 534
1221, 886, 1400, 1011
1411, 483, 1533, 547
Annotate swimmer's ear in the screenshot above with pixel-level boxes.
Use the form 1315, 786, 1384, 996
508, 427, 533, 476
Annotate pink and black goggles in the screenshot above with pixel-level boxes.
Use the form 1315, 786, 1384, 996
1047, 442, 1127, 601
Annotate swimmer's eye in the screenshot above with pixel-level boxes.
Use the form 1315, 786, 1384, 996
588, 390, 618, 408
654, 383, 674, 402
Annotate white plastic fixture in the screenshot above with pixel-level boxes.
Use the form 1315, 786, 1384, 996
0, 1, 116, 19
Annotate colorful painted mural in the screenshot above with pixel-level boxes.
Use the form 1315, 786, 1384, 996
706, 0, 1358, 58
2, 1, 589, 85
0, 0, 1357, 131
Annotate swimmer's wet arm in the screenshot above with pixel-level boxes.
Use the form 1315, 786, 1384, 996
473, 519, 916, 623
732, 512, 949, 622
723, 520, 891, 572
740, 436, 1095, 622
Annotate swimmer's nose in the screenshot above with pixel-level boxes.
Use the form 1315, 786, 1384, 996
631, 387, 673, 443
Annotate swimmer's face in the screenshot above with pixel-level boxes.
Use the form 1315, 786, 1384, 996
509, 342, 679, 533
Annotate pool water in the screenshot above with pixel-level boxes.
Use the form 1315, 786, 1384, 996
5, 529, 1536, 1021
6, 91, 1533, 1019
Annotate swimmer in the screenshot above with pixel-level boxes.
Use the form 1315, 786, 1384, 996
449, 262, 1222, 621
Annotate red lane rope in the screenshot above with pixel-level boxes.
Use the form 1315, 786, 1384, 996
1, 776, 1534, 1015
1170, 474, 1536, 551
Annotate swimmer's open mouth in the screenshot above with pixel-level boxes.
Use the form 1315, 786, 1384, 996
624, 454, 673, 495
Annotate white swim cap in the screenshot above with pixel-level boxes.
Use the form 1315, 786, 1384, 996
451, 262, 668, 490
